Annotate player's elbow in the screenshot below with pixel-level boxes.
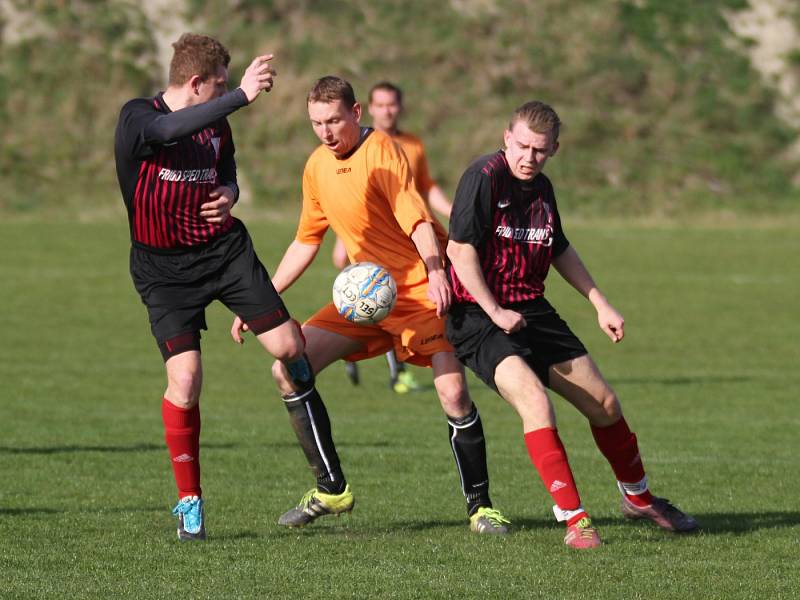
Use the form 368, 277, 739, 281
446, 240, 465, 264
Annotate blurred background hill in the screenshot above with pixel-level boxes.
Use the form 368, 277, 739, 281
1, 0, 799, 220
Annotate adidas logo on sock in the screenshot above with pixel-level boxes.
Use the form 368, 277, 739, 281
173, 453, 194, 463
549, 480, 567, 492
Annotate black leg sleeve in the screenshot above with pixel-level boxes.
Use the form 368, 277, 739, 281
282, 387, 346, 494
447, 404, 492, 516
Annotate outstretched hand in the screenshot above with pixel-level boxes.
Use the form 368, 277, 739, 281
240, 54, 276, 102
231, 316, 250, 344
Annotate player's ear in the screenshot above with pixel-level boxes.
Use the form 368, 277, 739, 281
188, 74, 203, 95
503, 128, 512, 149
352, 101, 362, 123
551, 140, 560, 156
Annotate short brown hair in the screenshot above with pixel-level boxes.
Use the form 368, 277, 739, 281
509, 101, 562, 141
168, 33, 231, 86
368, 81, 403, 105
307, 76, 357, 109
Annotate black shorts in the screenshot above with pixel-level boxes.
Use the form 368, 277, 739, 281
446, 298, 587, 390
130, 219, 289, 359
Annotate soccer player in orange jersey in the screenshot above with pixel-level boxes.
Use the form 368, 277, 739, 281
231, 76, 509, 533
334, 81, 453, 393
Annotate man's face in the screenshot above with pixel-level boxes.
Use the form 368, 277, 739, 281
503, 120, 559, 181
308, 99, 362, 157
368, 88, 401, 133
195, 65, 228, 104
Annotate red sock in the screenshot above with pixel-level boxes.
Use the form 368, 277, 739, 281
524, 428, 587, 526
591, 417, 653, 507
161, 398, 201, 499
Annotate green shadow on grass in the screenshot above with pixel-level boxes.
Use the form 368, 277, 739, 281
260, 441, 392, 450
691, 511, 800, 534
265, 516, 620, 538
0, 443, 235, 454
254, 512, 800, 539
610, 376, 753, 386
0, 508, 61, 516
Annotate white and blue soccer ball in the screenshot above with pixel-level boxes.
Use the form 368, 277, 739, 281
332, 262, 397, 325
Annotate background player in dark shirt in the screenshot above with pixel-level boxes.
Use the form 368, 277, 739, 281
114, 34, 313, 541
447, 101, 698, 549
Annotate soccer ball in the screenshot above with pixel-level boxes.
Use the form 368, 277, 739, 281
332, 262, 397, 325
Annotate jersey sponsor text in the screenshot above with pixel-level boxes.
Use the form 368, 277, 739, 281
495, 225, 554, 245
158, 167, 217, 184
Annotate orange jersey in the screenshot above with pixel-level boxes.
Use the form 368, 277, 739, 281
393, 131, 436, 196
297, 129, 447, 302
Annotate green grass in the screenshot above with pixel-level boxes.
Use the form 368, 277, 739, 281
1, 219, 798, 599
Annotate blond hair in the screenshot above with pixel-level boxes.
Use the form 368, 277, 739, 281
509, 101, 561, 140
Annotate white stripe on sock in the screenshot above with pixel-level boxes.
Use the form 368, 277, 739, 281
449, 428, 467, 496
618, 475, 649, 496
305, 401, 334, 481
281, 388, 315, 403
552, 505, 586, 523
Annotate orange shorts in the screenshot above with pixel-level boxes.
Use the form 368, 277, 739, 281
304, 299, 453, 367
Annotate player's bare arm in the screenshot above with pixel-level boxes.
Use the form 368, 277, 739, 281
271, 240, 320, 294
409, 221, 451, 317
239, 54, 277, 102
552, 246, 624, 342
447, 240, 526, 334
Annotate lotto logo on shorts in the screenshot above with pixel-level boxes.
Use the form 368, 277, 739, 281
420, 333, 444, 345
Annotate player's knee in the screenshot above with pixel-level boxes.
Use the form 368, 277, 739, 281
167, 371, 201, 408
284, 354, 316, 392
262, 319, 306, 362
271, 360, 290, 386
269, 335, 304, 363
507, 386, 550, 416
436, 380, 470, 415
600, 390, 622, 422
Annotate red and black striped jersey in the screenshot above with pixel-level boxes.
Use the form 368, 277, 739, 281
448, 150, 569, 305
114, 89, 247, 251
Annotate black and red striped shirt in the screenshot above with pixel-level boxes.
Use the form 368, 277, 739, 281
448, 150, 569, 305
114, 89, 247, 251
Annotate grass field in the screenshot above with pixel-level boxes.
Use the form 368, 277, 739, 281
1, 219, 798, 599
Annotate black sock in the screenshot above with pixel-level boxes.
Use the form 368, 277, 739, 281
447, 404, 491, 516
282, 387, 346, 494
386, 350, 402, 382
